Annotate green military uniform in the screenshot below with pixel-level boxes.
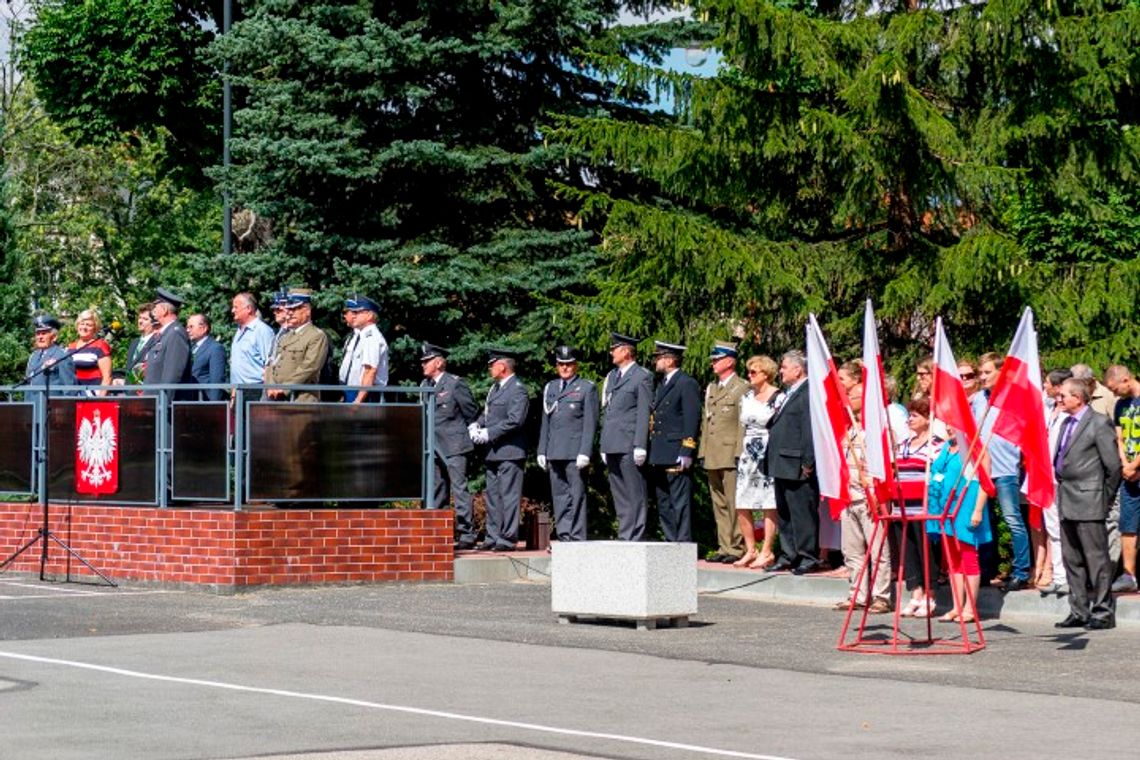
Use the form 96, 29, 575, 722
698, 343, 750, 560
267, 322, 329, 403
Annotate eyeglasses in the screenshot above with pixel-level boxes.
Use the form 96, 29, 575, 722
916, 370, 930, 376
960, 372, 976, 380
747, 370, 763, 376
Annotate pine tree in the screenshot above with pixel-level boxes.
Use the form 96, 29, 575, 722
550, 0, 1140, 374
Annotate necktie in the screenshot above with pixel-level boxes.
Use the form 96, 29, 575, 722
1054, 416, 1076, 476
560, 379, 567, 393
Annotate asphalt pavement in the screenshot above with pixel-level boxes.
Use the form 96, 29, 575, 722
0, 575, 1138, 759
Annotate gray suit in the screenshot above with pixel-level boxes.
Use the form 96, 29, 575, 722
538, 375, 599, 541
1054, 408, 1123, 623
422, 372, 479, 541
144, 321, 195, 398
478, 375, 529, 549
600, 363, 653, 540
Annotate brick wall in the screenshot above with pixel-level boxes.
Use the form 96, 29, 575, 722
0, 503, 453, 588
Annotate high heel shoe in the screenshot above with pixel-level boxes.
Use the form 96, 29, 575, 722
732, 550, 759, 568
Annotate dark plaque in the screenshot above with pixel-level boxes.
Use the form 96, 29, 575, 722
47, 397, 157, 503
172, 403, 229, 500
0, 403, 34, 493
247, 403, 423, 501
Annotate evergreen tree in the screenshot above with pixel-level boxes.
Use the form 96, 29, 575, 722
550, 0, 1140, 374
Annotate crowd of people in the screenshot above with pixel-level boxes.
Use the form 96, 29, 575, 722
20, 290, 1140, 629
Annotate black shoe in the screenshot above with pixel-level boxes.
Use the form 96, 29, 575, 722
792, 560, 822, 576
477, 542, 496, 552
720, 554, 743, 564
1003, 577, 1028, 593
769, 558, 794, 572
491, 544, 514, 553
454, 540, 476, 551
1054, 614, 1089, 629
1085, 618, 1115, 630
706, 553, 729, 563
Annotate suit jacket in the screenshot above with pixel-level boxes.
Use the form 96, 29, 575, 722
126, 334, 155, 375
599, 363, 653, 454
422, 372, 478, 457
191, 336, 227, 400
1054, 409, 1122, 521
267, 323, 330, 403
764, 381, 814, 481
144, 321, 194, 389
648, 370, 701, 466
537, 375, 599, 460
478, 375, 529, 461
697, 374, 749, 469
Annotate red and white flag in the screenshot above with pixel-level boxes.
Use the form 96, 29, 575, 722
987, 307, 1054, 509
75, 401, 120, 495
860, 300, 895, 506
806, 314, 852, 516
931, 318, 995, 497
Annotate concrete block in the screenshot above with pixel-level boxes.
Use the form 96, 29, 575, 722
551, 541, 698, 619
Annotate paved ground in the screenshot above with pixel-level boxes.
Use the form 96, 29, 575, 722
1, 575, 1139, 759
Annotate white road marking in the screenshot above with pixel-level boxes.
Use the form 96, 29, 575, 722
0, 650, 799, 760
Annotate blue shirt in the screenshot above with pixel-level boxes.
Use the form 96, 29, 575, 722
229, 318, 276, 385
926, 445, 993, 547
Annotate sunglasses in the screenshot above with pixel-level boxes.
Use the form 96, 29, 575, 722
960, 372, 976, 380
747, 370, 764, 376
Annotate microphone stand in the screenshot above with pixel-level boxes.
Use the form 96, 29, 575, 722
0, 335, 117, 586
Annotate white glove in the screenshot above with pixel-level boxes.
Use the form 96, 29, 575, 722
475, 427, 490, 445
677, 455, 693, 471
600, 452, 607, 465
537, 454, 547, 470
467, 422, 480, 437
633, 448, 647, 466
575, 454, 589, 469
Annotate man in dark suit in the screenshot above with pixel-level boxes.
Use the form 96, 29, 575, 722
647, 341, 702, 542
599, 332, 654, 540
144, 288, 195, 397
537, 346, 599, 542
470, 348, 529, 552
124, 302, 157, 384
765, 349, 820, 574
187, 313, 227, 401
420, 342, 480, 549
1053, 378, 1123, 630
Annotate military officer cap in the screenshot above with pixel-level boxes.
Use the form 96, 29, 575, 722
709, 340, 738, 360
271, 290, 289, 308
652, 340, 686, 358
33, 314, 61, 332
420, 342, 449, 361
345, 294, 380, 314
554, 345, 580, 363
154, 287, 185, 309
486, 347, 522, 365
609, 332, 639, 349
284, 287, 315, 308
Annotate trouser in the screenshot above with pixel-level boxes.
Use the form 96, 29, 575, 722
650, 465, 692, 543
549, 459, 587, 541
1107, 491, 1122, 565
606, 453, 647, 541
1042, 503, 1068, 586
433, 452, 473, 541
892, 519, 942, 592
994, 475, 1031, 581
706, 468, 743, 557
1060, 517, 1115, 623
841, 501, 891, 605
484, 459, 524, 549
774, 477, 820, 564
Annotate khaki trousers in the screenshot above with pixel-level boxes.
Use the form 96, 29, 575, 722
841, 501, 891, 604
707, 468, 744, 557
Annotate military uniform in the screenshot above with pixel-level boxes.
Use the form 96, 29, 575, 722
537, 347, 599, 542
419, 343, 479, 544
600, 333, 654, 541
267, 323, 330, 403
476, 351, 530, 551
698, 342, 750, 560
25, 315, 75, 393
648, 342, 702, 543
144, 288, 195, 398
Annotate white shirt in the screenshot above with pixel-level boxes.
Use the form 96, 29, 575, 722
339, 323, 388, 387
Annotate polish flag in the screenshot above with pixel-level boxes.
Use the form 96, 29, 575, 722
987, 308, 1054, 509
806, 314, 852, 517
860, 300, 895, 507
931, 318, 995, 497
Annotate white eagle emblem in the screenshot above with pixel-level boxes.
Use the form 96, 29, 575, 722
77, 409, 117, 488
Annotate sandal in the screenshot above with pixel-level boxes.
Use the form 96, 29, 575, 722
913, 599, 936, 618
938, 612, 960, 623
732, 550, 759, 568
748, 552, 775, 570
899, 599, 921, 618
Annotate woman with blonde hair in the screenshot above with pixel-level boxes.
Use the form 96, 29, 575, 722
68, 309, 112, 396
734, 355, 785, 569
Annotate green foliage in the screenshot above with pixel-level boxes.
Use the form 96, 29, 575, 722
20, 0, 220, 180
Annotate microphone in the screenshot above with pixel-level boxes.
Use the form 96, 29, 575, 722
99, 320, 123, 340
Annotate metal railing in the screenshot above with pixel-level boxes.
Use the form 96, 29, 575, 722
0, 383, 436, 510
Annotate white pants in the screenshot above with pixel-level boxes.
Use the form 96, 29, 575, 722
1043, 504, 1068, 586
